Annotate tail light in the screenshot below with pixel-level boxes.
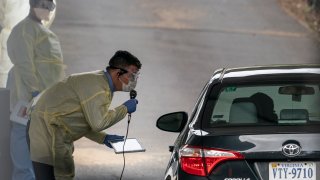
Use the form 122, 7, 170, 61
179, 145, 244, 176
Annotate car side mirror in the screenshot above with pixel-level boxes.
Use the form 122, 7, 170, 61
156, 112, 188, 133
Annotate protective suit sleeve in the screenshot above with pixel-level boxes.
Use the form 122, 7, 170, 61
81, 91, 127, 132
84, 131, 107, 144
10, 29, 40, 93
52, 124, 75, 179
35, 32, 65, 89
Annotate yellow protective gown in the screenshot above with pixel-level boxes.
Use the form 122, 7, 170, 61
7, 16, 65, 110
29, 70, 127, 180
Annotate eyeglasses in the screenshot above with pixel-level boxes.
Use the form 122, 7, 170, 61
121, 70, 140, 81
130, 72, 140, 81
36, 1, 56, 11
109, 66, 140, 80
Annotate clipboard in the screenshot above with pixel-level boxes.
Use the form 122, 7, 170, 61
109, 138, 146, 154
10, 100, 29, 126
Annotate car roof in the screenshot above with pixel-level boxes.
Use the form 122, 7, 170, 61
210, 64, 320, 84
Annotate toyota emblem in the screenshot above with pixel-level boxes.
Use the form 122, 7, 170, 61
282, 143, 301, 157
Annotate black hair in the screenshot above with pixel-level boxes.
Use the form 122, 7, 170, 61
108, 50, 142, 74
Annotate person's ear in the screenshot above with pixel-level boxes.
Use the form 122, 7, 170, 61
117, 70, 121, 77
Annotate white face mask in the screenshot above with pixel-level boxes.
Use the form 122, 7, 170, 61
34, 8, 50, 21
120, 78, 137, 92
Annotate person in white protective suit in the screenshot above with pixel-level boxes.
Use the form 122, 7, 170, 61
0, 0, 29, 88
28, 50, 141, 180
6, 0, 65, 179
0, 0, 55, 88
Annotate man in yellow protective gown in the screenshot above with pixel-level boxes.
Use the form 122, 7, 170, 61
28, 50, 141, 180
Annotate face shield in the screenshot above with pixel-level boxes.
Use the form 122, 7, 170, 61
109, 65, 140, 79
123, 71, 139, 92
109, 66, 140, 92
34, 0, 56, 11
129, 72, 140, 81
31, 0, 56, 27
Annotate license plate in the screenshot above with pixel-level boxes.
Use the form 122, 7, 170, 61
269, 162, 316, 180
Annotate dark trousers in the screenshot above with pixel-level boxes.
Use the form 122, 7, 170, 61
27, 121, 55, 180
32, 161, 55, 180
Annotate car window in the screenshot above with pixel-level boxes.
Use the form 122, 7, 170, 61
208, 83, 320, 127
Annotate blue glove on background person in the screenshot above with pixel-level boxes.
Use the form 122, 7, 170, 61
32, 91, 40, 97
104, 134, 125, 148
123, 99, 138, 113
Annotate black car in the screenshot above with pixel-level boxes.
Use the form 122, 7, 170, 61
156, 64, 320, 180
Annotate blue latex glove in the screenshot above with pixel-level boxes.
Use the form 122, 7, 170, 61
31, 91, 40, 98
123, 99, 138, 114
103, 134, 124, 148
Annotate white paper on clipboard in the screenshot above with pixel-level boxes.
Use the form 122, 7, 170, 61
10, 100, 29, 126
109, 138, 146, 154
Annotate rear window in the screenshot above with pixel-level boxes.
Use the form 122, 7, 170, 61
207, 83, 320, 127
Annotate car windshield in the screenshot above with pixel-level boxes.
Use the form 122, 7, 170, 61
208, 83, 320, 127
